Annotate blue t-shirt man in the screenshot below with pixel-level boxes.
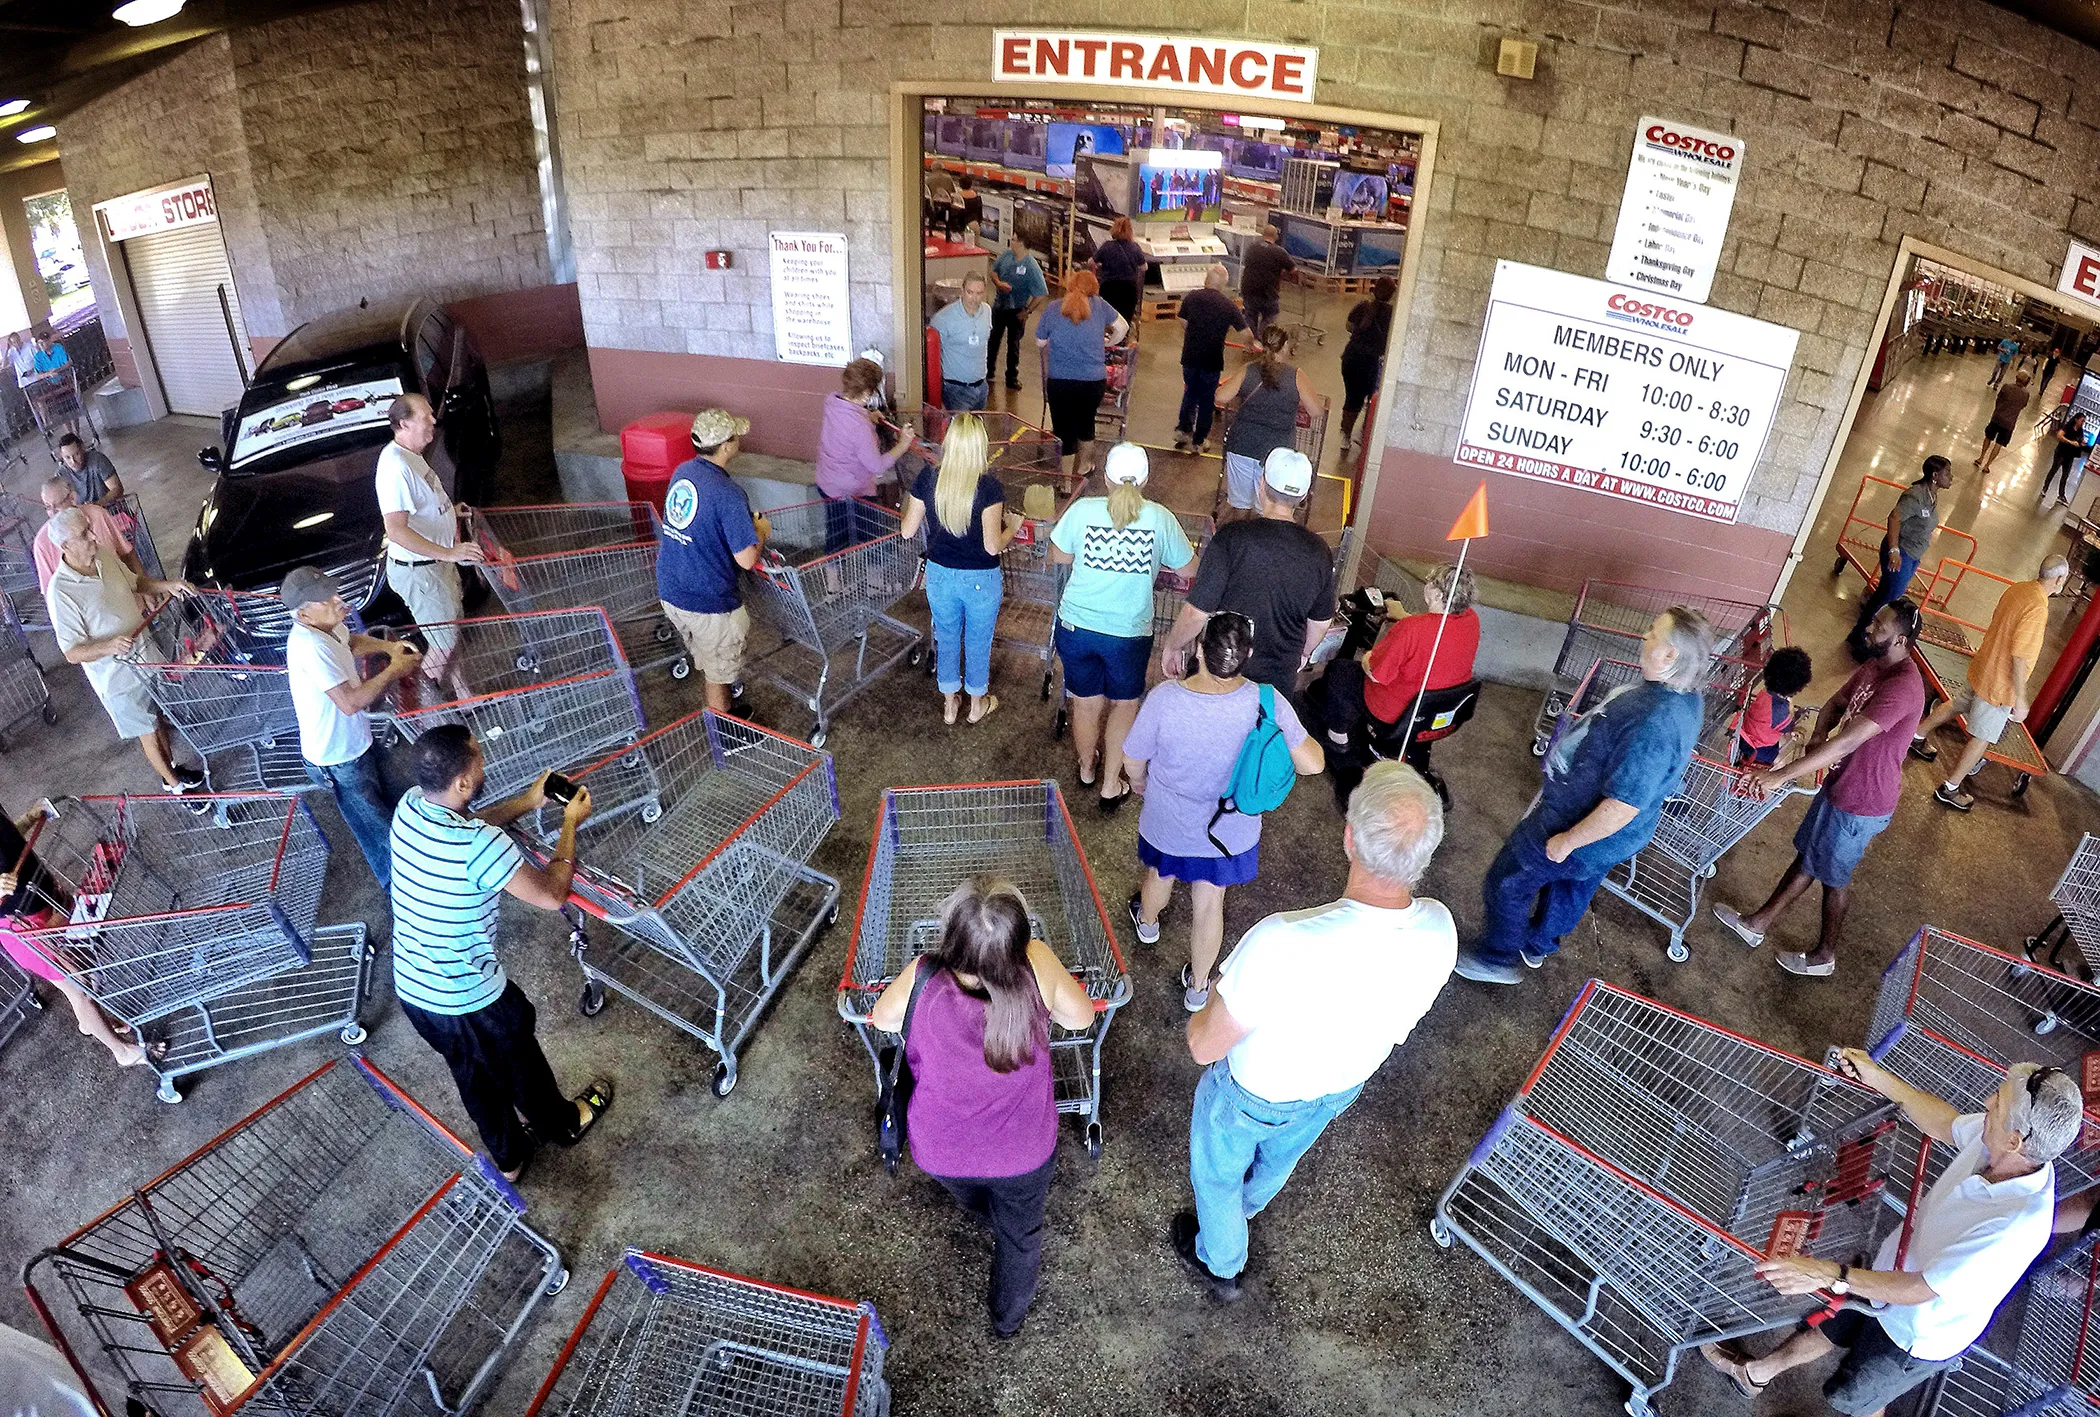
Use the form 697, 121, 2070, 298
993, 247, 1047, 311
930, 294, 993, 384
1536, 679, 1704, 867
658, 454, 759, 616
1996, 337, 2019, 368
28, 341, 68, 385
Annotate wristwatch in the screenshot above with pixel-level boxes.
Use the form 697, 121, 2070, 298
1830, 1263, 1852, 1296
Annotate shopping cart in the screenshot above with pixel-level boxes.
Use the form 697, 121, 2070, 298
379, 608, 645, 807
1537, 654, 1766, 769
25, 1055, 568, 1417
744, 498, 924, 747
123, 591, 316, 800
525, 709, 840, 1098
26, 366, 91, 454
1431, 979, 1907, 1417
523, 1248, 890, 1417
0, 512, 45, 639
2006, 1230, 2100, 1411
918, 407, 1074, 496
839, 780, 1130, 1160
1908, 1345, 2087, 1417
0, 947, 40, 1053
1289, 393, 1331, 525
0, 585, 52, 748
1040, 510, 1213, 741
1288, 273, 1324, 347
467, 503, 689, 678
988, 490, 1064, 703
1864, 925, 2100, 1201
8, 793, 329, 1041
2028, 834, 2100, 975
107, 491, 164, 579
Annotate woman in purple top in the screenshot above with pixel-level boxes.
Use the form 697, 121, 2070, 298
815, 358, 913, 550
867, 877, 1095, 1338
1121, 613, 1325, 1011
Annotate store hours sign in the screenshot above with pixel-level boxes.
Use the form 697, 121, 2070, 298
1454, 262, 1799, 525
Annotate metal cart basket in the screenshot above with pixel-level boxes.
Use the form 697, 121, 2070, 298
1907, 1345, 2088, 1417
124, 591, 316, 798
523, 1248, 889, 1417
2030, 834, 2100, 976
1040, 510, 1213, 741
0, 585, 52, 747
25, 1056, 568, 1417
0, 946, 41, 1052
1431, 979, 1907, 1417
744, 498, 924, 747
528, 708, 840, 1098
466, 503, 689, 678
838, 780, 1130, 1159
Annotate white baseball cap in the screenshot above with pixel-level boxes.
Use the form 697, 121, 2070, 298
1264, 448, 1313, 498
1103, 442, 1149, 486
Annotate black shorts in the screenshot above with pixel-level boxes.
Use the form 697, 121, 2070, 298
1341, 354, 1381, 414
1045, 377, 1106, 453
1984, 420, 2013, 446
1815, 1308, 1960, 1416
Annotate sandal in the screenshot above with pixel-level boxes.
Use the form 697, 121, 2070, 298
969, 694, 1000, 725
943, 695, 959, 726
1699, 1342, 1767, 1399
571, 1078, 615, 1141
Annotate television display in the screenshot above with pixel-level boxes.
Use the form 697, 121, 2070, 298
1331, 172, 1389, 219
1349, 225, 1405, 273
1192, 132, 1236, 167
1046, 122, 1125, 179
1230, 141, 1284, 181
1012, 199, 1058, 258
935, 115, 967, 157
1137, 163, 1222, 221
1006, 121, 1047, 171
967, 117, 1007, 163
1273, 211, 1333, 266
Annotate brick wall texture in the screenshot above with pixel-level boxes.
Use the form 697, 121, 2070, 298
546, 0, 2100, 539
60, 0, 547, 342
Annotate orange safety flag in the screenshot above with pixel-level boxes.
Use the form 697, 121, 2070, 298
1446, 481, 1491, 541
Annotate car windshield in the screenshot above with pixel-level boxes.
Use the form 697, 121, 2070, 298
228, 370, 405, 472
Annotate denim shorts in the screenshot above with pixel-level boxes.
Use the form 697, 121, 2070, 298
1793, 791, 1892, 888
1817, 1309, 1960, 1416
1056, 621, 1151, 701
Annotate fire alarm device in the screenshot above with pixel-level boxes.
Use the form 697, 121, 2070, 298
704, 250, 734, 270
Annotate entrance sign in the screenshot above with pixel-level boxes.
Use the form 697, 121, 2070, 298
993, 32, 1318, 102
95, 175, 219, 243
2059, 240, 2100, 312
1455, 262, 1799, 525
768, 232, 853, 367
1606, 116, 1743, 304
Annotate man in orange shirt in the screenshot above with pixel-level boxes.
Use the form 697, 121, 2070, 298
1909, 555, 2069, 811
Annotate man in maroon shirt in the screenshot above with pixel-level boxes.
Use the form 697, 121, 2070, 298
1712, 600, 1927, 978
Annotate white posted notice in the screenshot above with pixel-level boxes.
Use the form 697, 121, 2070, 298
1606, 116, 1743, 305
769, 232, 853, 366
1454, 261, 1799, 526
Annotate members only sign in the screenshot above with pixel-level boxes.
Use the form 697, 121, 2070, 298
1454, 262, 1799, 525
993, 31, 1317, 102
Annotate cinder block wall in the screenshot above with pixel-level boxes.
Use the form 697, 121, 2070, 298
548, 0, 2100, 598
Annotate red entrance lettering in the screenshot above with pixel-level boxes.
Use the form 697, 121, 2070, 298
2076, 254, 2100, 300
1188, 46, 1226, 86
1271, 53, 1305, 94
1146, 46, 1183, 82
1229, 49, 1267, 89
1002, 36, 1031, 74
1034, 37, 1068, 76
1072, 38, 1107, 76
1109, 41, 1144, 79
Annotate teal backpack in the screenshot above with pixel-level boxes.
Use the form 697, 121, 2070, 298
1207, 683, 1297, 855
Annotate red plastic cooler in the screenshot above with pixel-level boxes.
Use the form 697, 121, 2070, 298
620, 411, 691, 513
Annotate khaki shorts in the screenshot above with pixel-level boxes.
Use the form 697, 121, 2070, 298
662, 601, 748, 685
387, 558, 464, 657
92, 662, 160, 740
1956, 691, 2014, 745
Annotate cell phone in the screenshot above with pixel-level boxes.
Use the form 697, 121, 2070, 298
543, 772, 578, 805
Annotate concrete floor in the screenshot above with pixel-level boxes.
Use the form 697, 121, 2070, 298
2, 352, 2096, 1417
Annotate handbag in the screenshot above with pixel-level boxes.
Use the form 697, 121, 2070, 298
876, 962, 939, 1175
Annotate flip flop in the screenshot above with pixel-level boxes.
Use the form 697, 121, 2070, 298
572, 1078, 615, 1140
1699, 1342, 1768, 1399
969, 694, 1000, 725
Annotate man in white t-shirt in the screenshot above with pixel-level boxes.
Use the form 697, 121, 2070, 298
1171, 761, 1455, 1298
1701, 1051, 2078, 1414
282, 565, 424, 888
375, 393, 483, 685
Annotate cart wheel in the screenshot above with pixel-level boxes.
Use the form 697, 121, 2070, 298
883, 1151, 898, 1176
907, 644, 926, 668
1052, 706, 1068, 740
640, 799, 663, 825
157, 1078, 182, 1104
260, 736, 277, 750
545, 1267, 570, 1297
2014, 773, 2033, 797
671, 658, 691, 681
621, 751, 642, 768
340, 1024, 367, 1046
923, 650, 936, 677
39, 701, 55, 725
579, 982, 606, 1017
811, 727, 828, 748
1699, 862, 1717, 880
1085, 1122, 1103, 1160
1429, 1217, 1454, 1249
516, 654, 539, 673
712, 1061, 738, 1097
655, 622, 673, 643
1666, 941, 1690, 964
2037, 1012, 2061, 1037
823, 901, 841, 928
1831, 554, 1848, 576
1039, 671, 1052, 701
1530, 738, 1547, 758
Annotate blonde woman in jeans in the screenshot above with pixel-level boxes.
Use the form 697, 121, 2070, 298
900, 414, 1023, 725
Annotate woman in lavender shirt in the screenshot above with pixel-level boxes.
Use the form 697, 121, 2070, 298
866, 877, 1095, 1338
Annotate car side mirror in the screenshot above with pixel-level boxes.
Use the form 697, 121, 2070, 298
198, 446, 224, 472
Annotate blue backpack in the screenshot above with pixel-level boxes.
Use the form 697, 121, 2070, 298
1208, 683, 1297, 854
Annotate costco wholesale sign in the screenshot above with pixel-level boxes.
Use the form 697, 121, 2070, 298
1455, 262, 1799, 525
993, 32, 1318, 102
1605, 116, 1744, 305
95, 175, 220, 242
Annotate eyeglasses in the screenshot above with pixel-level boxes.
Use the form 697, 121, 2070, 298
2028, 1065, 2065, 1102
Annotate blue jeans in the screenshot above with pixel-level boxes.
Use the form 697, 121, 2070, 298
1178, 366, 1222, 444
942, 378, 988, 411
307, 746, 396, 888
1188, 1061, 1364, 1278
1476, 818, 1617, 967
925, 562, 1001, 696
1857, 540, 1919, 624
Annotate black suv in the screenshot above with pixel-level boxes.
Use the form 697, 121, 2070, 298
186, 297, 500, 638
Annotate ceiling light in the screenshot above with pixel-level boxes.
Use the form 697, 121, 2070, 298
112, 0, 186, 25
0, 100, 28, 118
15, 126, 55, 144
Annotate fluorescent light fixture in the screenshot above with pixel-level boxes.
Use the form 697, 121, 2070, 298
15, 126, 55, 144
1233, 114, 1286, 131
0, 100, 28, 118
291, 512, 335, 530
112, 0, 186, 24
1139, 148, 1221, 169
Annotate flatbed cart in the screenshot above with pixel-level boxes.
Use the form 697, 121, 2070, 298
2027, 834, 2100, 976
521, 709, 840, 1098
25, 1055, 568, 1417
1432, 979, 1907, 1417
1829, 470, 1978, 611
522, 1248, 890, 1417
467, 502, 689, 679
1912, 597, 2049, 798
838, 780, 1130, 1161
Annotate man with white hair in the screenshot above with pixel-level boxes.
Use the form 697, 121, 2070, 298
1909, 554, 2070, 812
1458, 606, 1715, 985
43, 505, 204, 806
1702, 1050, 2077, 1413
1172, 761, 1454, 1300
30, 475, 142, 590
377, 393, 484, 685
1173, 263, 1247, 454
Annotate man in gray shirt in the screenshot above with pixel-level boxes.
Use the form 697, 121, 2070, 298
56, 434, 121, 507
928, 273, 993, 411
1854, 455, 1952, 635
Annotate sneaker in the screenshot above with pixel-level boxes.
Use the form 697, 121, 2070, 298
1184, 981, 1210, 1013
1907, 737, 1939, 763
1173, 432, 1193, 452
1452, 949, 1524, 985
1933, 782, 1975, 812
1712, 905, 1766, 949
172, 765, 206, 788
1520, 948, 1547, 969
1128, 891, 1160, 945
1777, 951, 1836, 978
164, 781, 211, 814
1169, 1211, 1240, 1300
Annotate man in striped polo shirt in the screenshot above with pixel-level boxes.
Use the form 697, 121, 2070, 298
389, 724, 613, 1181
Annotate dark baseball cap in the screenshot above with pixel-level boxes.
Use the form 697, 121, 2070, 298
279, 566, 341, 609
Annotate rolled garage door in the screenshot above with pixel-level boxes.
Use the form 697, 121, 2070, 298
123, 222, 250, 418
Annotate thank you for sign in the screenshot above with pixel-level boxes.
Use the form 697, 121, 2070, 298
97, 175, 219, 243
1606, 117, 1743, 305
1455, 262, 1798, 525
768, 232, 852, 367
993, 31, 1317, 102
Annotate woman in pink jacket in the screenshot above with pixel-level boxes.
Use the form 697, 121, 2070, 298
816, 358, 913, 551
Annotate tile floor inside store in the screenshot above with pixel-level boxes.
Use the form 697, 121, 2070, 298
1, 348, 2096, 1416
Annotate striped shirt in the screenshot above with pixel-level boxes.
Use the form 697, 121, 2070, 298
388, 787, 523, 1015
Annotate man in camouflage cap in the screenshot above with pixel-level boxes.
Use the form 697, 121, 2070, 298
658, 409, 767, 713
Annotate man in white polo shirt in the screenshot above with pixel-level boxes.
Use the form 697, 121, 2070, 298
281, 565, 425, 888
1702, 1050, 2079, 1413
376, 393, 483, 686
1171, 762, 1456, 1299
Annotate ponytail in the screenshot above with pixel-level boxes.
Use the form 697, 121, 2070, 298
1256, 325, 1289, 390
1106, 480, 1145, 529
1061, 269, 1100, 324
